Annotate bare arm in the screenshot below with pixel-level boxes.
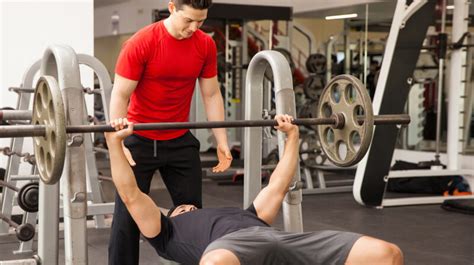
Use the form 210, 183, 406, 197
199, 76, 232, 172
252, 115, 299, 225
110, 74, 138, 120
105, 121, 162, 238
109, 74, 139, 165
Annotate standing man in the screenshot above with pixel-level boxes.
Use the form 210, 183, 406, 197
108, 1, 232, 264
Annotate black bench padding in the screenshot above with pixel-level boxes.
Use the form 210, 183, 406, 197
441, 199, 474, 215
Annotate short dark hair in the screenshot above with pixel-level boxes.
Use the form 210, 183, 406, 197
173, 0, 212, 10
167, 206, 177, 217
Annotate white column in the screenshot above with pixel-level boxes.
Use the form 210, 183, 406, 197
447, 0, 469, 169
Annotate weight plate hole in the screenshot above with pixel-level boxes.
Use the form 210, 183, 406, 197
331, 83, 341, 103
337, 140, 347, 160
41, 83, 50, 108
345, 83, 357, 104
315, 154, 325, 164
49, 131, 56, 157
38, 147, 45, 170
48, 100, 55, 125
46, 152, 53, 175
322, 103, 332, 118
301, 153, 308, 161
324, 127, 335, 146
35, 93, 43, 118
353, 105, 365, 126
350, 131, 361, 153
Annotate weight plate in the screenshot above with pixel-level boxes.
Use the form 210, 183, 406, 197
16, 223, 35, 242
316, 75, 374, 167
32, 76, 66, 184
297, 100, 318, 130
264, 148, 279, 165
303, 75, 325, 100
17, 182, 38, 213
306, 53, 327, 74
299, 133, 326, 167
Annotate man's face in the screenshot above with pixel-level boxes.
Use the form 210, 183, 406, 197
169, 3, 207, 39
169, 204, 198, 217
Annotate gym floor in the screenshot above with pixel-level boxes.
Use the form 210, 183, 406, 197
1, 162, 473, 264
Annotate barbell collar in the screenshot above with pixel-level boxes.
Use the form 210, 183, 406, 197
0, 114, 410, 138
373, 114, 411, 125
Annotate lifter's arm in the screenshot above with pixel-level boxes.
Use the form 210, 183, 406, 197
109, 74, 139, 165
252, 115, 299, 225
105, 120, 162, 238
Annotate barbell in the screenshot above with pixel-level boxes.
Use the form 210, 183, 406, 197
0, 74, 410, 184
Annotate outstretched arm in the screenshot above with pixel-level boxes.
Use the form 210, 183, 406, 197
105, 119, 162, 238
252, 115, 299, 225
109, 74, 139, 166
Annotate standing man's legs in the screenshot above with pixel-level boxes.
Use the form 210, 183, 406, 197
159, 131, 203, 208
108, 135, 161, 265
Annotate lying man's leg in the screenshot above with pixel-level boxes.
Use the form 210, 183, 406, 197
346, 236, 403, 265
200, 249, 240, 265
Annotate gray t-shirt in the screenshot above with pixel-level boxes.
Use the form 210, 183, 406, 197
146, 204, 268, 265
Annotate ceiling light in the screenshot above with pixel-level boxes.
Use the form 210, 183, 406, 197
325, 13, 358, 20
446, 5, 454, 9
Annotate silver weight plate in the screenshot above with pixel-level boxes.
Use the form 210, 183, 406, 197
316, 75, 374, 167
297, 100, 318, 130
303, 74, 325, 100
299, 133, 327, 167
32, 76, 66, 184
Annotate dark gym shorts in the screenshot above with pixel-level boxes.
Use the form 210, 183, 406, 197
203, 226, 361, 265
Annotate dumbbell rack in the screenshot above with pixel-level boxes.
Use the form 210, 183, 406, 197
0, 53, 114, 255
0, 59, 41, 254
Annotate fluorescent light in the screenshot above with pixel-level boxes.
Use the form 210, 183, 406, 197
446, 5, 454, 9
325, 13, 358, 20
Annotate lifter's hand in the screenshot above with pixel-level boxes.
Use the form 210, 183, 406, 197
213, 144, 233, 173
274, 114, 298, 136
107, 118, 136, 166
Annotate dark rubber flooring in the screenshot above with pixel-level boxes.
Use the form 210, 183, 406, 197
1, 170, 473, 264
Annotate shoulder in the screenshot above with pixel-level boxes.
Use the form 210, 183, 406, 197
126, 22, 164, 46
193, 30, 215, 45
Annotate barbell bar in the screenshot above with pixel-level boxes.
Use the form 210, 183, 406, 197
0, 74, 411, 184
0, 114, 410, 138
0, 110, 32, 121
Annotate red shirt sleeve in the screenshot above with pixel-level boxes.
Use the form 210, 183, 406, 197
199, 36, 217, 79
115, 31, 153, 81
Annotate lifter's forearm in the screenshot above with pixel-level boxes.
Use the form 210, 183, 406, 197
267, 131, 299, 193
106, 137, 140, 202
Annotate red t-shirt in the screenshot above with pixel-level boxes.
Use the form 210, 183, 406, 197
115, 21, 217, 140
